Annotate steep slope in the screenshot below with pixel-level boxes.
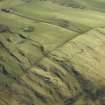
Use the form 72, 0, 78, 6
0, 0, 105, 105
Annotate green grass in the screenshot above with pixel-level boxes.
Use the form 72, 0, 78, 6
1, 0, 105, 105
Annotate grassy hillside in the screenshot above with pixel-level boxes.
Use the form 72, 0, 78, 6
0, 0, 105, 105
